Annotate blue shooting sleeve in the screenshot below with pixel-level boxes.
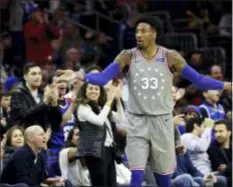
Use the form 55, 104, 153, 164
84, 62, 121, 86
181, 65, 224, 90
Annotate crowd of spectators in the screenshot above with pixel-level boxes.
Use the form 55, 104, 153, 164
0, 0, 232, 186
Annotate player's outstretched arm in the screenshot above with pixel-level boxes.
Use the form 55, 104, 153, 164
166, 50, 232, 91
57, 50, 131, 86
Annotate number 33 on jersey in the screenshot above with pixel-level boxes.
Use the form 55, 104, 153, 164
125, 47, 174, 115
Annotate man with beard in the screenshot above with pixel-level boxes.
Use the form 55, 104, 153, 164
208, 120, 232, 186
10, 63, 62, 130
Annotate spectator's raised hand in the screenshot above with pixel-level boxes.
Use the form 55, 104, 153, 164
175, 88, 186, 101
114, 80, 123, 99
43, 84, 59, 106
50, 83, 59, 106
43, 85, 52, 105
202, 118, 215, 128
173, 114, 185, 127
0, 118, 7, 127
107, 84, 116, 104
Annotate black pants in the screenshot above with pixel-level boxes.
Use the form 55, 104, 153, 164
85, 147, 116, 187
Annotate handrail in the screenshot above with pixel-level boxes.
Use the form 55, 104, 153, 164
65, 17, 113, 41
92, 10, 120, 24
63, 0, 120, 32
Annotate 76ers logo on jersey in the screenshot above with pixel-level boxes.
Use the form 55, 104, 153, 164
133, 67, 166, 100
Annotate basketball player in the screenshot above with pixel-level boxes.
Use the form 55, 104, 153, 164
58, 16, 232, 187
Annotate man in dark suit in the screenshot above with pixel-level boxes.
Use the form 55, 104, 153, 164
207, 120, 232, 186
0, 125, 68, 187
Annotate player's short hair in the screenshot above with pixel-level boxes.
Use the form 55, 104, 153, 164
135, 15, 163, 37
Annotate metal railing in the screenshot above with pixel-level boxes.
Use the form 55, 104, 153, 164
65, 17, 113, 41
64, 0, 120, 32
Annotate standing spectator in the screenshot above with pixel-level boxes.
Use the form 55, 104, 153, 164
0, 42, 7, 90
118, 12, 136, 50
47, 75, 76, 176
8, 0, 26, 69
76, 82, 124, 186
10, 63, 61, 130
51, 7, 65, 29
0, 125, 67, 187
208, 120, 232, 186
24, 7, 59, 66
0, 32, 13, 74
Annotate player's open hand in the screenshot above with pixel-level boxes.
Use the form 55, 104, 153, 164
57, 69, 82, 83
223, 82, 232, 92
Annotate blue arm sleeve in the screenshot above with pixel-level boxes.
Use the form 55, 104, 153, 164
84, 62, 121, 86
181, 65, 224, 90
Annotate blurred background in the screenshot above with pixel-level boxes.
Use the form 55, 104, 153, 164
0, 0, 232, 86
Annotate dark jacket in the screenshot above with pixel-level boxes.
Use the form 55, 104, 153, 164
0, 107, 12, 138
0, 144, 48, 186
76, 103, 121, 162
207, 140, 232, 185
10, 83, 62, 130
3, 146, 18, 167
173, 151, 203, 178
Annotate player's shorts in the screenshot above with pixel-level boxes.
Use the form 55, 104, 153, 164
125, 112, 176, 175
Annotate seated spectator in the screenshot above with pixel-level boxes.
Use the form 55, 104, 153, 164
61, 48, 82, 71
208, 120, 232, 186
59, 127, 91, 186
0, 125, 69, 187
75, 82, 124, 186
0, 92, 12, 137
181, 117, 227, 187
3, 126, 24, 166
200, 90, 225, 121
175, 105, 202, 135
4, 76, 20, 92
10, 63, 62, 130
24, 7, 59, 66
209, 65, 224, 81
